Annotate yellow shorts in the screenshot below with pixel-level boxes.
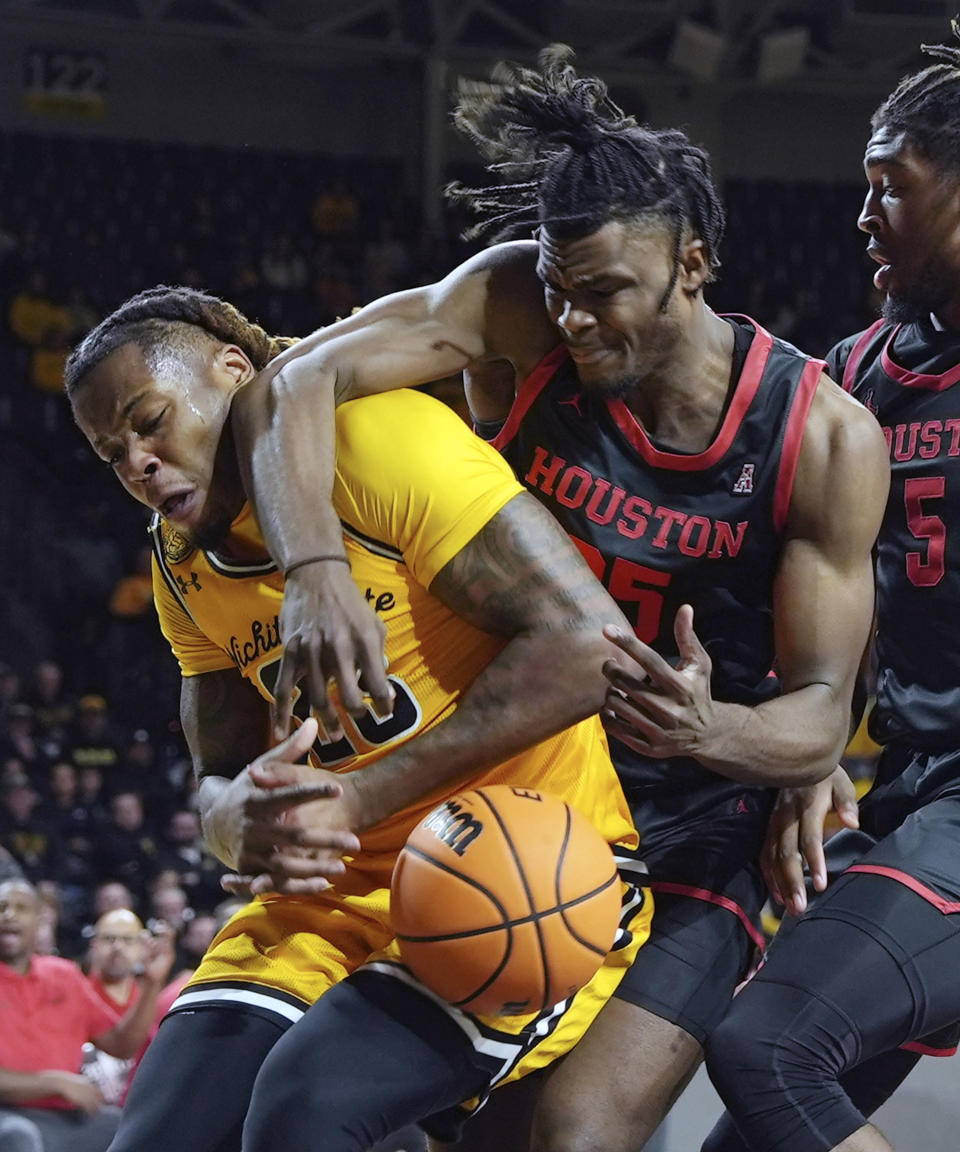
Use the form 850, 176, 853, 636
172, 853, 651, 1105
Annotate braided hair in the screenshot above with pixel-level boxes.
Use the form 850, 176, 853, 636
871, 18, 960, 178
64, 285, 298, 396
449, 45, 725, 286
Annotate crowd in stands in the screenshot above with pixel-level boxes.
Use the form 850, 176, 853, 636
0, 130, 881, 971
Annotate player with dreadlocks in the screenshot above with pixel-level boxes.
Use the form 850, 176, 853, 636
700, 23, 960, 1152
64, 283, 654, 1152
227, 47, 887, 1152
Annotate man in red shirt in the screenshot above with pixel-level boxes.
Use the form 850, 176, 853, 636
0, 878, 173, 1152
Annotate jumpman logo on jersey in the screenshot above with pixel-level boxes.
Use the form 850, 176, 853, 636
732, 463, 755, 494
175, 572, 202, 595
558, 392, 584, 416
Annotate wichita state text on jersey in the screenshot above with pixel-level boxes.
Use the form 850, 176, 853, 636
492, 318, 823, 828
150, 388, 638, 859
831, 318, 960, 751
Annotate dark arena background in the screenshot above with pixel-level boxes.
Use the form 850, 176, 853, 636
0, 1, 955, 1148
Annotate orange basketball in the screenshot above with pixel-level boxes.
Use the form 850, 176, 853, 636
391, 785, 622, 1016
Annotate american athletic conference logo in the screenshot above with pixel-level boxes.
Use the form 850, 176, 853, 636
732, 463, 755, 494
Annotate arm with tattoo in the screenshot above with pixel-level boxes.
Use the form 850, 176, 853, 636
342, 492, 630, 831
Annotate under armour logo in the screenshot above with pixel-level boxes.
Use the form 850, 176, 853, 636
558, 393, 584, 416
732, 463, 755, 495
175, 572, 202, 595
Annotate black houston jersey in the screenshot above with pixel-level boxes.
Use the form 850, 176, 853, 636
830, 318, 960, 752
492, 316, 823, 817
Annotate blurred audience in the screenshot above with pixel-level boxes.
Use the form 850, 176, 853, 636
0, 877, 173, 1151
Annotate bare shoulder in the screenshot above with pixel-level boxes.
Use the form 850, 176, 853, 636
789, 371, 890, 542
443, 241, 555, 372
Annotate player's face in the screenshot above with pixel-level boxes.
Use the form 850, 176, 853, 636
536, 218, 701, 394
859, 126, 960, 324
72, 341, 248, 549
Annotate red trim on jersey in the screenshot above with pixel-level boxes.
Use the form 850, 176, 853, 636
900, 1039, 958, 1058
773, 356, 824, 534
845, 863, 960, 914
648, 880, 766, 951
881, 326, 960, 392
602, 317, 773, 472
842, 319, 886, 393
491, 344, 569, 452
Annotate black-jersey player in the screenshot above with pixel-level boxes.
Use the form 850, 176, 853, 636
228, 49, 888, 1152
699, 29, 960, 1152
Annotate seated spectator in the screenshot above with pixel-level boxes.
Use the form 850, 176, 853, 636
0, 772, 62, 883
94, 792, 159, 903
0, 846, 23, 885
90, 881, 136, 920
155, 808, 225, 911
76, 764, 108, 822
27, 661, 72, 752
0, 704, 48, 781
0, 877, 173, 1152
82, 909, 153, 1105
7, 271, 71, 358
0, 665, 22, 724
64, 696, 120, 780
110, 729, 175, 826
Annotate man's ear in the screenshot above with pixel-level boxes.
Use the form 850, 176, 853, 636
678, 237, 709, 295
217, 345, 257, 391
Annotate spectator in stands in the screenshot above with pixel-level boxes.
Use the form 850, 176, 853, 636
33, 881, 61, 956
176, 911, 218, 973
90, 881, 136, 922
311, 177, 359, 238
0, 771, 61, 883
7, 270, 70, 352
0, 877, 173, 1152
28, 661, 72, 750
0, 665, 22, 723
0, 703, 47, 781
76, 764, 108, 819
155, 808, 224, 911
82, 909, 154, 1106
65, 696, 120, 780
111, 729, 175, 825
95, 792, 158, 903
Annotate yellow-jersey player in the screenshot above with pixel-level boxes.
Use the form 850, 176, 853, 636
66, 288, 651, 1152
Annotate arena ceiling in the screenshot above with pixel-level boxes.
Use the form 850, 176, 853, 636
0, 0, 956, 88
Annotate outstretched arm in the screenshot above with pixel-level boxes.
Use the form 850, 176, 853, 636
229, 241, 551, 738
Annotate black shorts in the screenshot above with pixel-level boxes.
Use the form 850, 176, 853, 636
615, 798, 770, 1044
818, 763, 960, 1055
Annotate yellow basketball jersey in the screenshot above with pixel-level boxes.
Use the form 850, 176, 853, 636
150, 389, 637, 857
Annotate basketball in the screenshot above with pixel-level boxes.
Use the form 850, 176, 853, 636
391, 785, 622, 1016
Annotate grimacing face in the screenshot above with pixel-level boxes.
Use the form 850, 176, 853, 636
535, 217, 707, 396
859, 126, 960, 324
72, 340, 252, 549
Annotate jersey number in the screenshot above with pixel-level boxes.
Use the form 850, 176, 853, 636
258, 660, 422, 767
904, 476, 946, 588
569, 534, 671, 642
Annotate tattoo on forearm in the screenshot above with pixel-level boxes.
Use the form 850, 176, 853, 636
432, 493, 620, 635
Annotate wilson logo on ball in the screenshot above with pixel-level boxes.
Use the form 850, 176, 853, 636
421, 799, 484, 856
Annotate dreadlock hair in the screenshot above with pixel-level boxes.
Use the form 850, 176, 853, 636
448, 44, 725, 289
64, 285, 298, 398
871, 18, 960, 179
